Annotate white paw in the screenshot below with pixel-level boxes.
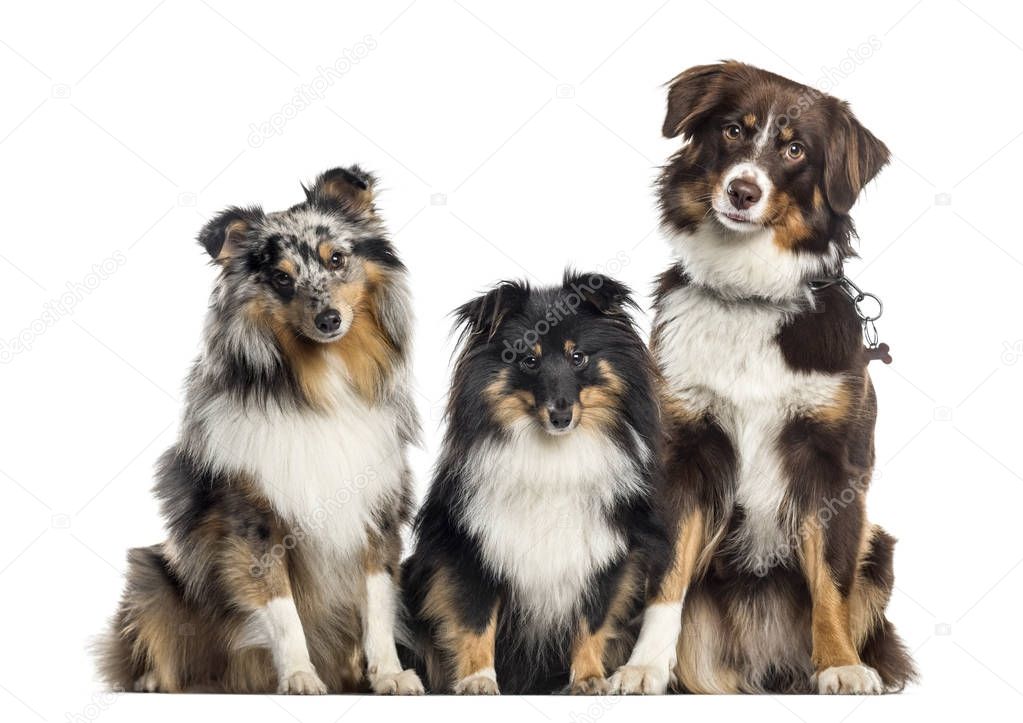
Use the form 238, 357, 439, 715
133, 672, 160, 692
607, 664, 669, 695
370, 669, 425, 695
454, 669, 500, 695
277, 669, 328, 695
816, 664, 884, 695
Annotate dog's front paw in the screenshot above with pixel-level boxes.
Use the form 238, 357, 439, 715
454, 669, 500, 695
133, 671, 161, 692
607, 664, 669, 695
370, 668, 425, 695
570, 675, 610, 695
277, 669, 328, 695
815, 664, 883, 695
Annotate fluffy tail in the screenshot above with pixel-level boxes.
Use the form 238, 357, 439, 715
93, 544, 187, 692
857, 527, 919, 691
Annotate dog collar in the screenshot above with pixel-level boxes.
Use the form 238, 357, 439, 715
809, 275, 891, 364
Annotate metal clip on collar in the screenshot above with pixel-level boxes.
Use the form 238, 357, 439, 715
809, 275, 884, 349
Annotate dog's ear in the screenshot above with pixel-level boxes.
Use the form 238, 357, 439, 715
306, 165, 378, 218
663, 62, 733, 139
823, 102, 890, 215
197, 206, 264, 263
453, 281, 529, 341
563, 270, 636, 316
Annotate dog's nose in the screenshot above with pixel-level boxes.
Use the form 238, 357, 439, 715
315, 308, 342, 334
548, 399, 574, 430
727, 179, 762, 210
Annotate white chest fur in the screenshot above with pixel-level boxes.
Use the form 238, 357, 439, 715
462, 422, 643, 630
192, 379, 405, 558
656, 285, 844, 569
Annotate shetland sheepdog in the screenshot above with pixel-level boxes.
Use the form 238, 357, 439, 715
401, 272, 668, 694
97, 166, 424, 695
618, 61, 917, 694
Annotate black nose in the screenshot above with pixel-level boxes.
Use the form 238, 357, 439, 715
727, 179, 762, 210
548, 399, 574, 430
314, 308, 342, 334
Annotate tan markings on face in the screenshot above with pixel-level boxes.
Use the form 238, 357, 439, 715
421, 566, 499, 685
676, 175, 718, 226
253, 291, 340, 408
779, 126, 794, 142
277, 258, 297, 277
317, 241, 336, 267
742, 113, 757, 129
332, 261, 399, 403
564, 340, 576, 355
577, 359, 626, 432
485, 368, 536, 427
533, 343, 542, 357
362, 259, 387, 286
250, 261, 400, 407
259, 301, 335, 409
764, 190, 812, 250
813, 186, 825, 211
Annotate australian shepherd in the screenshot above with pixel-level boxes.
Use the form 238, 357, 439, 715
401, 273, 668, 694
616, 62, 917, 694
97, 166, 424, 695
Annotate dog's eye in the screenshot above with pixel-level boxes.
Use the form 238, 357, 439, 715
723, 124, 742, 140
570, 350, 589, 368
786, 142, 806, 160
271, 270, 294, 289
329, 251, 345, 270
520, 355, 539, 372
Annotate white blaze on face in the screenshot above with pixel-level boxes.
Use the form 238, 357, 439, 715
753, 111, 775, 155
714, 111, 776, 229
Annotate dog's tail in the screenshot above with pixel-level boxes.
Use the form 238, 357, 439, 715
92, 543, 184, 692
857, 526, 919, 691
396, 556, 450, 693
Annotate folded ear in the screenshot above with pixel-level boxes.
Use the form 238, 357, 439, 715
823, 102, 890, 215
662, 62, 732, 139
196, 206, 264, 263
306, 165, 378, 218
453, 280, 529, 341
563, 270, 636, 316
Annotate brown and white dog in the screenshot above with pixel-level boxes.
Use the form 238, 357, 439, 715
608, 62, 916, 695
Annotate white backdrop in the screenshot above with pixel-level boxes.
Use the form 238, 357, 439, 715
2, 1, 1021, 721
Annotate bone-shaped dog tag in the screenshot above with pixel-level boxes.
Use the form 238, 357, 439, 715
863, 342, 892, 365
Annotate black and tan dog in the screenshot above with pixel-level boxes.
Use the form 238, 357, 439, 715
615, 62, 917, 694
401, 273, 668, 694
97, 167, 424, 694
